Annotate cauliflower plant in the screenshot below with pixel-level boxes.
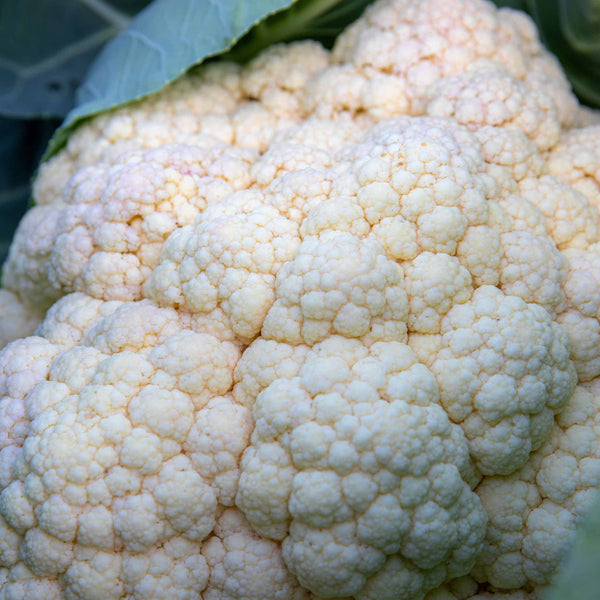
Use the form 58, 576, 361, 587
0, 0, 599, 598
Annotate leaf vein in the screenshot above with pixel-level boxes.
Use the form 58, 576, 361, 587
77, 0, 132, 28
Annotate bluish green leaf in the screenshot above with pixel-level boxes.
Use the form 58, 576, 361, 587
0, 0, 151, 118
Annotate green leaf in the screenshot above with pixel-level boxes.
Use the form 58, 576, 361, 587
544, 490, 600, 600
0, 0, 151, 119
44, 0, 299, 159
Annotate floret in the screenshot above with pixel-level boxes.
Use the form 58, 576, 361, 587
547, 126, 600, 209
0, 295, 254, 598
146, 190, 301, 343
417, 286, 577, 475
556, 245, 600, 381
3, 144, 258, 317
425, 67, 560, 151
473, 383, 600, 589
518, 176, 600, 250
236, 336, 486, 599
306, 0, 575, 126
261, 231, 409, 345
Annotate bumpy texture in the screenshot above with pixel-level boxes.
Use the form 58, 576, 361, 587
3, 144, 259, 317
473, 383, 600, 590
237, 337, 485, 599
420, 286, 577, 475
425, 67, 561, 151
547, 126, 600, 210
0, 295, 312, 600
1, 0, 599, 598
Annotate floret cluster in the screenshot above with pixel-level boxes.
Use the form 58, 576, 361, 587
0, 0, 599, 598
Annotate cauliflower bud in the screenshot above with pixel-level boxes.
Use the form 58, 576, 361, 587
236, 336, 486, 599
472, 381, 600, 590
2, 0, 600, 597
0, 294, 315, 600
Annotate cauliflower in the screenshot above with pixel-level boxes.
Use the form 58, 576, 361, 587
0, 0, 599, 598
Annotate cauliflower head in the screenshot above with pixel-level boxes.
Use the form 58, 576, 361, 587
1, 0, 600, 598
